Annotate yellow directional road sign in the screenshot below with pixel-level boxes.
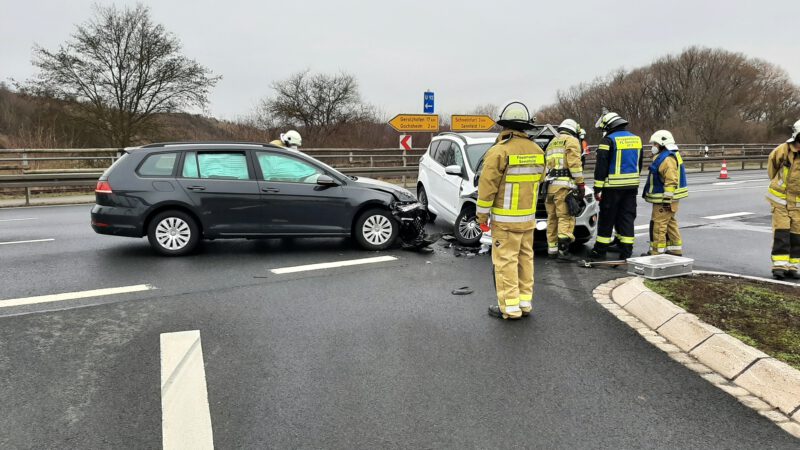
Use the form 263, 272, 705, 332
451, 115, 496, 132
388, 114, 440, 132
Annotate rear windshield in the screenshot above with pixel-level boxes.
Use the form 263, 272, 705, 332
465, 144, 492, 171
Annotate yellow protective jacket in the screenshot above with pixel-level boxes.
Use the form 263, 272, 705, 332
476, 130, 545, 231
544, 132, 584, 193
767, 142, 800, 207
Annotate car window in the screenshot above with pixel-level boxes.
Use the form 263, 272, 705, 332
453, 144, 464, 168
465, 143, 492, 171
138, 152, 177, 177
187, 152, 250, 180
435, 141, 455, 167
182, 152, 199, 178
257, 152, 323, 184
428, 140, 442, 161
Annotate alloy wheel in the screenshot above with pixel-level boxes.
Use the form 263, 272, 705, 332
155, 217, 192, 250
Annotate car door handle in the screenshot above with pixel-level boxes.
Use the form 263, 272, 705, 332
261, 187, 280, 193
187, 185, 206, 191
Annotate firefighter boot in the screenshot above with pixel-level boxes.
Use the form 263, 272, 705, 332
557, 236, 575, 260
488, 305, 523, 320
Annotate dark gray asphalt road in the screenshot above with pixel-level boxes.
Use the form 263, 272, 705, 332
0, 170, 796, 448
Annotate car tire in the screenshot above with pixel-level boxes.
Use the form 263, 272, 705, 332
354, 208, 399, 251
455, 205, 482, 246
417, 185, 436, 223
147, 210, 200, 256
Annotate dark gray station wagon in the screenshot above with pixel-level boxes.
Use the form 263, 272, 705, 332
91, 142, 428, 255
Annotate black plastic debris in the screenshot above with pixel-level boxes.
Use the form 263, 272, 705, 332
451, 287, 474, 295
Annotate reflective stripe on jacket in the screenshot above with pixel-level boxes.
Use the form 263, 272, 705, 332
644, 150, 688, 203
767, 143, 800, 207
595, 131, 642, 189
544, 132, 584, 192
476, 130, 546, 231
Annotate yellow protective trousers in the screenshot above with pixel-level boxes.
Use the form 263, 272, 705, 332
545, 188, 575, 254
771, 204, 800, 271
648, 202, 682, 255
491, 227, 534, 319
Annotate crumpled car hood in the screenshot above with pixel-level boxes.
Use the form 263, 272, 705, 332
352, 177, 417, 202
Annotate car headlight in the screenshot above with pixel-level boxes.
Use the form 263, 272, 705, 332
396, 202, 423, 213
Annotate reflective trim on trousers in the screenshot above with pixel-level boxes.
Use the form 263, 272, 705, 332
617, 235, 635, 244
548, 180, 575, 187
596, 235, 613, 244
548, 244, 558, 254
667, 246, 682, 252
505, 298, 520, 307
491, 213, 535, 223
520, 294, 532, 302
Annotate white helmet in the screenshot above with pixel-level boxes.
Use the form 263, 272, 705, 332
280, 130, 302, 149
649, 130, 677, 150
595, 112, 628, 131
578, 128, 586, 140
788, 120, 800, 143
557, 119, 580, 135
497, 101, 534, 130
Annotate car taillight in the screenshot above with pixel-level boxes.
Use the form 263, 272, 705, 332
95, 180, 112, 194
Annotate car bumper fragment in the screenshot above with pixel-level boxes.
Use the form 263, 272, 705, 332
391, 201, 439, 249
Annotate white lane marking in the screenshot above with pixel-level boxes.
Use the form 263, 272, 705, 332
0, 284, 154, 309
635, 232, 648, 237
161, 330, 213, 450
712, 179, 764, 186
634, 224, 650, 230
270, 255, 398, 274
0, 238, 54, 246
702, 212, 754, 220
692, 185, 767, 193
0, 217, 37, 222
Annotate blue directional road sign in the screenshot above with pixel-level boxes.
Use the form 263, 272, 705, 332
423, 91, 434, 114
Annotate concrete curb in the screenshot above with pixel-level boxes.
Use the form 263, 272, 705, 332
591, 276, 800, 439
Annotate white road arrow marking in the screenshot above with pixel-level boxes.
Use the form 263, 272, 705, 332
161, 330, 214, 450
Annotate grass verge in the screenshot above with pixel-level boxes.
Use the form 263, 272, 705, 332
645, 275, 800, 370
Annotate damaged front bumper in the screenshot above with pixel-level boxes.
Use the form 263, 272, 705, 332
391, 201, 439, 249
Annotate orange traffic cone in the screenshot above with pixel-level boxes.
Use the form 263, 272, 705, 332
718, 160, 729, 179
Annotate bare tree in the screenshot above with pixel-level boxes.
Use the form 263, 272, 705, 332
536, 47, 800, 144
257, 70, 376, 145
24, 3, 220, 147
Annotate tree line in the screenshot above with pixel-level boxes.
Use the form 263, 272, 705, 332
2, 4, 799, 149
536, 47, 800, 144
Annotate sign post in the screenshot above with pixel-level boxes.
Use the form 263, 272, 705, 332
450, 115, 496, 132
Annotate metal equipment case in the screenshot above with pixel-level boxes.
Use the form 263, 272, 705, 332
626, 255, 694, 280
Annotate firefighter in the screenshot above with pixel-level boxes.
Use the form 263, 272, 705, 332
476, 101, 545, 319
589, 112, 643, 261
544, 119, 585, 258
579, 128, 590, 170
270, 130, 302, 150
767, 119, 800, 279
642, 130, 688, 256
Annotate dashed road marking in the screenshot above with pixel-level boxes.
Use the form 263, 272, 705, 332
270, 255, 398, 274
0, 217, 37, 222
161, 330, 213, 450
634, 224, 650, 231
0, 238, 54, 245
702, 212, 755, 220
0, 284, 155, 309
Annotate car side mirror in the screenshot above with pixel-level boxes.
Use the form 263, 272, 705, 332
316, 174, 339, 186
445, 165, 464, 177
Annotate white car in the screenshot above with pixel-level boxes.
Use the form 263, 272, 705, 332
417, 129, 599, 247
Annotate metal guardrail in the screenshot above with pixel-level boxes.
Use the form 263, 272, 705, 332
0, 146, 772, 206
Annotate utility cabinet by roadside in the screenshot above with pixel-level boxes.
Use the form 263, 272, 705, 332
626, 254, 694, 280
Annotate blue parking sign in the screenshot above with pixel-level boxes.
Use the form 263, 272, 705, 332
424, 91, 434, 114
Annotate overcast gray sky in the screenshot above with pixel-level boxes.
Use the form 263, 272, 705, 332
1, 0, 797, 121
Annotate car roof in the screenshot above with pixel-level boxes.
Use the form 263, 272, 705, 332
124, 141, 283, 153
434, 132, 498, 145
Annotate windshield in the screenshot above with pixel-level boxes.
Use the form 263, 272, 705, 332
465, 143, 493, 172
